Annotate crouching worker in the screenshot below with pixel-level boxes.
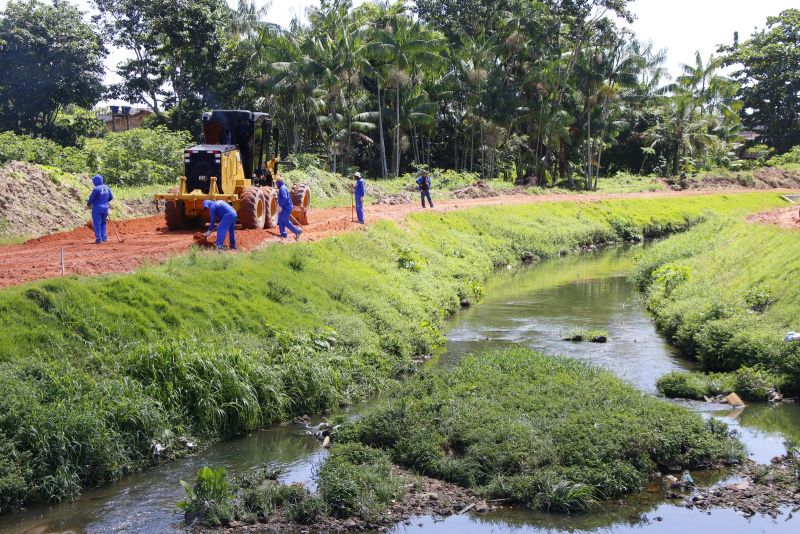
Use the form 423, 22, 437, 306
87, 174, 113, 244
203, 199, 238, 250
276, 177, 302, 240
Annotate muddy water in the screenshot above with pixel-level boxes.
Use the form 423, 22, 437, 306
2, 246, 798, 533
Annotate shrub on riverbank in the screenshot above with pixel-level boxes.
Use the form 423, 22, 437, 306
0, 193, 783, 511
657, 367, 786, 401
335, 348, 745, 509
633, 217, 800, 395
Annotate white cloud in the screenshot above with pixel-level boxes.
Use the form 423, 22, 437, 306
626, 0, 794, 78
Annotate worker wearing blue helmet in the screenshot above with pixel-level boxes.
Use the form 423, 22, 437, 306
86, 174, 113, 244
203, 199, 238, 250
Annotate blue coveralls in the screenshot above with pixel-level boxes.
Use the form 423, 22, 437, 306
206, 200, 237, 250
354, 178, 365, 223
416, 175, 433, 208
277, 182, 301, 237
86, 175, 113, 243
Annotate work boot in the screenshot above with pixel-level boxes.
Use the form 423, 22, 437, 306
279, 233, 288, 238
95, 239, 102, 244
295, 229, 302, 241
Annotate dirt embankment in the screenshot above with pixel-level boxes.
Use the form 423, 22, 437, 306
0, 188, 797, 289
0, 162, 156, 240
665, 167, 800, 191
747, 205, 800, 229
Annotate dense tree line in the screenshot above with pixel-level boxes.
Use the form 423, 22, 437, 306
0, 0, 798, 185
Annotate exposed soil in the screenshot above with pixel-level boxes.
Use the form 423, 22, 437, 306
0, 162, 93, 240
747, 206, 800, 229
664, 168, 800, 191
681, 456, 800, 518
0, 162, 157, 240
1, 188, 798, 289
375, 192, 412, 205
203, 468, 486, 534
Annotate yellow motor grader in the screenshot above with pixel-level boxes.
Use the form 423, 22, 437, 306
155, 110, 310, 230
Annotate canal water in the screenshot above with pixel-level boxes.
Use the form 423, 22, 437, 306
2, 245, 798, 533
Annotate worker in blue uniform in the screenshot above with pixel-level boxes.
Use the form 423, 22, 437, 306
353, 171, 365, 223
276, 177, 302, 240
86, 174, 113, 244
416, 170, 433, 208
203, 199, 238, 250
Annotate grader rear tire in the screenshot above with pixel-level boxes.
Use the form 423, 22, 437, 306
290, 183, 311, 210
239, 187, 267, 229
164, 188, 187, 230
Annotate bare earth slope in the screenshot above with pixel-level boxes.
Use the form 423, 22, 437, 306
0, 162, 157, 240
0, 189, 793, 288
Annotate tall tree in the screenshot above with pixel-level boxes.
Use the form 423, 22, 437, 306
721, 9, 800, 153
0, 0, 106, 137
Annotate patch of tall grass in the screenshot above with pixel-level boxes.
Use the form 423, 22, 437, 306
633, 216, 800, 394
0, 192, 783, 511
335, 348, 744, 510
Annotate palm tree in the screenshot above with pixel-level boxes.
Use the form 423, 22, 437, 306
362, 14, 443, 176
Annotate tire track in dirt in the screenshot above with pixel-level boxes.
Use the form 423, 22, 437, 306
0, 189, 792, 288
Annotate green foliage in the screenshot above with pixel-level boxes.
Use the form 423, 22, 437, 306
286, 153, 324, 169
0, 193, 782, 509
0, 131, 85, 172
767, 145, 800, 166
85, 127, 193, 186
335, 348, 744, 508
733, 366, 784, 400
722, 9, 800, 153
656, 371, 736, 399
635, 216, 800, 393
317, 443, 403, 520
178, 466, 233, 527
484, 473, 598, 513
0, 0, 105, 137
0, 127, 192, 187
284, 491, 327, 524
657, 367, 785, 401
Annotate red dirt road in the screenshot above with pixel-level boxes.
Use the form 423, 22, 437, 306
747, 205, 800, 229
0, 189, 792, 288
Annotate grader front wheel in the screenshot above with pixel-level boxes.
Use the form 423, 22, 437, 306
261, 187, 278, 228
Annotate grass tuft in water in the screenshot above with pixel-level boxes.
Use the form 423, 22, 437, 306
334, 348, 744, 509
563, 328, 609, 343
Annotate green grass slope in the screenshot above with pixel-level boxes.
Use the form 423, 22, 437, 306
0, 192, 785, 512
633, 216, 800, 395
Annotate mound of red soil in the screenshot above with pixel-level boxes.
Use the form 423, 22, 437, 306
453, 181, 501, 199
0, 162, 90, 239
667, 168, 800, 191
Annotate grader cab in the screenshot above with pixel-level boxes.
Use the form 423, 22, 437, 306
156, 110, 310, 230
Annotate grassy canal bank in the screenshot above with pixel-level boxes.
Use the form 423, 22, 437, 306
0, 192, 788, 513
633, 216, 800, 399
